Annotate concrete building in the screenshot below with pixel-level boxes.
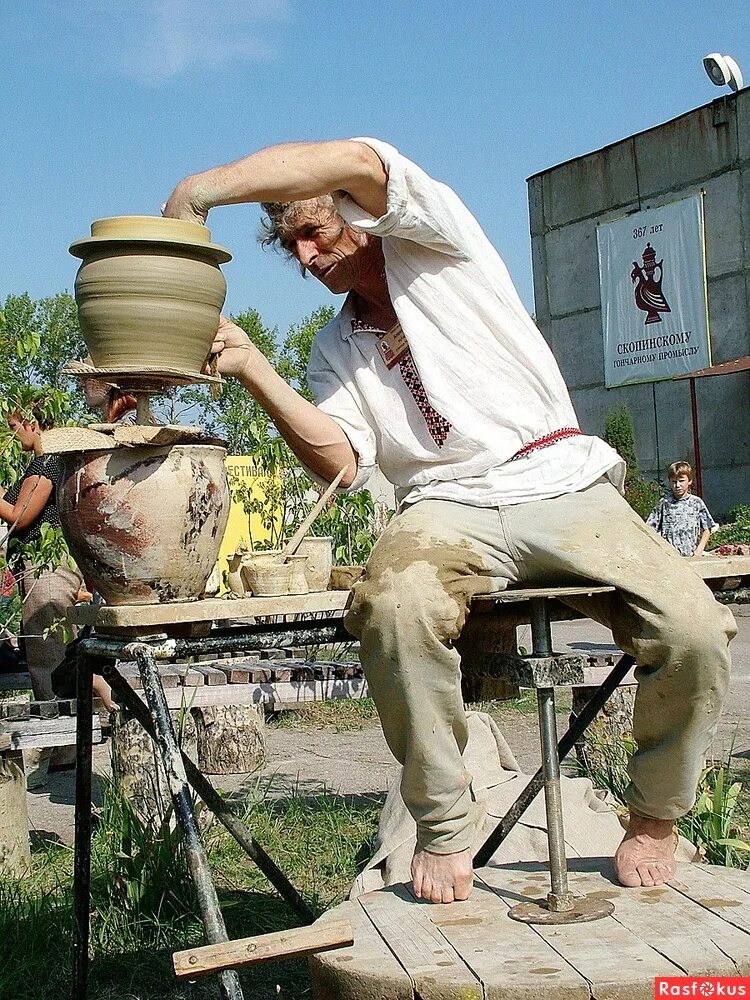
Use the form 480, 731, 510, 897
528, 89, 750, 514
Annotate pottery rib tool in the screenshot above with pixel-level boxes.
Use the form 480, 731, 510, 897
280, 467, 347, 562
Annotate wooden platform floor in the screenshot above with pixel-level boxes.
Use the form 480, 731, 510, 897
311, 860, 750, 999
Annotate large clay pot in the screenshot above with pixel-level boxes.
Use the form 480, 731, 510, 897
69, 216, 232, 376
57, 443, 230, 605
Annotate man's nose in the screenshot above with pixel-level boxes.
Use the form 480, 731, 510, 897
295, 240, 318, 267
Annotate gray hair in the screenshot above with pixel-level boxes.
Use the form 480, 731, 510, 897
258, 195, 340, 259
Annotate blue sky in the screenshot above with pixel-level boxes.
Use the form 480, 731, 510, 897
2, 1, 748, 342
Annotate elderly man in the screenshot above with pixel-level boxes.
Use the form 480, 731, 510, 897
164, 138, 735, 904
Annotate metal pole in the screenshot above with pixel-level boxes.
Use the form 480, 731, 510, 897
474, 652, 636, 867
102, 663, 314, 922
536, 688, 573, 910
131, 643, 244, 1000
72, 648, 94, 1000
529, 598, 553, 656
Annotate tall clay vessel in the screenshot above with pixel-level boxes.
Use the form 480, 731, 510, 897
69, 216, 232, 376
57, 443, 230, 605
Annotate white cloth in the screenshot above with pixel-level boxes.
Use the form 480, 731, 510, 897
308, 137, 624, 507
350, 712, 698, 897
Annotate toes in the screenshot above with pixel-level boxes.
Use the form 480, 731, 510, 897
617, 867, 645, 888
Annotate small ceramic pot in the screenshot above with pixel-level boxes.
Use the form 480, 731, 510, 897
296, 536, 333, 593
57, 443, 230, 605
286, 555, 309, 595
242, 558, 294, 597
69, 216, 232, 376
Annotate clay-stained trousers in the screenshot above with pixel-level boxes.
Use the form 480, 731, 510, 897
345, 481, 736, 854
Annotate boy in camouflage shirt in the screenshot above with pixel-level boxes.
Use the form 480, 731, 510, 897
647, 461, 717, 556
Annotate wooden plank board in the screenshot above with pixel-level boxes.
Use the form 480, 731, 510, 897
359, 885, 482, 1000
309, 901, 412, 1000
689, 554, 750, 579
435, 878, 590, 999
173, 919, 353, 979
668, 863, 750, 936
67, 590, 351, 627
192, 664, 228, 686
0, 672, 32, 692
480, 867, 684, 997
161, 677, 369, 709
314, 866, 750, 1000
551, 867, 744, 976
9, 715, 102, 750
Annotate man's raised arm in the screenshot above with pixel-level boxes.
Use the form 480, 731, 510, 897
163, 140, 388, 224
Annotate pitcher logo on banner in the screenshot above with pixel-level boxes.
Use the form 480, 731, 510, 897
631, 243, 671, 324
597, 194, 711, 387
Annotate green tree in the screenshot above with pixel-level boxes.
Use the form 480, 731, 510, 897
173, 308, 280, 455
604, 404, 660, 520
0, 292, 88, 484
278, 305, 335, 401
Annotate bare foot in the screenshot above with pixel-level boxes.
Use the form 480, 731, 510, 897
615, 813, 677, 887
411, 846, 474, 903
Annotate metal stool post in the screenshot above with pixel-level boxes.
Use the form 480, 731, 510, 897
508, 596, 614, 925
530, 599, 573, 912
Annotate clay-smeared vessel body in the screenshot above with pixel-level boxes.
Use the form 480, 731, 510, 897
69, 216, 231, 377
58, 444, 230, 605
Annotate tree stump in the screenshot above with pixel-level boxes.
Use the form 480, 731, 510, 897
110, 706, 198, 820
193, 705, 265, 774
457, 616, 521, 704
0, 750, 31, 876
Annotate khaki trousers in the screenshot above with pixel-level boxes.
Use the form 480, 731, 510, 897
19, 557, 82, 701
345, 481, 736, 854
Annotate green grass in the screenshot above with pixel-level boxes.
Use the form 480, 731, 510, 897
0, 778, 381, 1000
269, 696, 379, 732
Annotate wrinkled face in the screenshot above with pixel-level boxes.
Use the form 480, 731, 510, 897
7, 416, 39, 452
82, 377, 110, 411
281, 205, 370, 294
670, 474, 691, 498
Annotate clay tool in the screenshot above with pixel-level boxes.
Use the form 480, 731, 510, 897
279, 467, 347, 562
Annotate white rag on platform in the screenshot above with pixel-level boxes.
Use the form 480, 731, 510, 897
351, 712, 697, 897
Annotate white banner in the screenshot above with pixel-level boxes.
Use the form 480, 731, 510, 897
597, 195, 711, 387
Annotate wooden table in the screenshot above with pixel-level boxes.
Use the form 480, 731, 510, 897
311, 861, 750, 999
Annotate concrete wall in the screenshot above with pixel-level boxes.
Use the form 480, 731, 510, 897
528, 91, 750, 515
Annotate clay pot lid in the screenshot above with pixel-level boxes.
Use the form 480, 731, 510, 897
69, 215, 232, 263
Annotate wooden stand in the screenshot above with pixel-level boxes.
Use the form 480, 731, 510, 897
311, 863, 750, 999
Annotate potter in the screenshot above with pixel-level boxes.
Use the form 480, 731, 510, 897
163, 137, 733, 903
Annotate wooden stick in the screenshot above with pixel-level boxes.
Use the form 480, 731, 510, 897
280, 467, 347, 561
172, 919, 354, 979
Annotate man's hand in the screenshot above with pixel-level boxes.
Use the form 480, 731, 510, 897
162, 177, 211, 225
207, 316, 260, 381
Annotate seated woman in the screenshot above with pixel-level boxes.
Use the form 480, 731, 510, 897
0, 403, 115, 715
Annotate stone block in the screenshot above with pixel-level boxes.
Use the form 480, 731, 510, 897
739, 167, 750, 272
736, 89, 750, 163
530, 234, 550, 327
527, 174, 545, 238
702, 171, 743, 277
546, 310, 605, 391
545, 217, 601, 316
703, 464, 750, 520
653, 379, 695, 473
540, 138, 638, 229
707, 274, 750, 362
693, 371, 750, 483
634, 102, 738, 197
